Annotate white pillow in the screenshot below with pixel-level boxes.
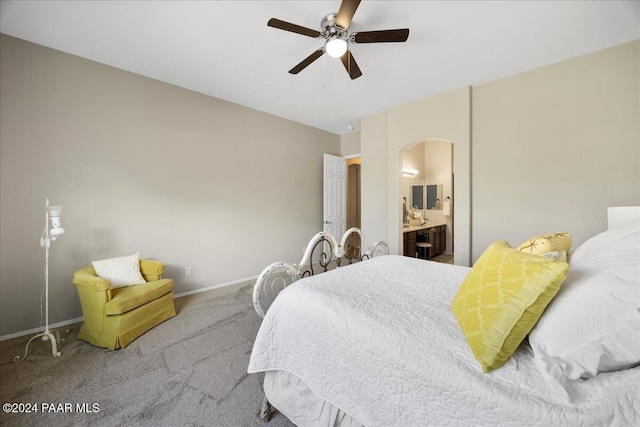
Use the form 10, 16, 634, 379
539, 250, 567, 263
529, 220, 640, 381
92, 252, 146, 289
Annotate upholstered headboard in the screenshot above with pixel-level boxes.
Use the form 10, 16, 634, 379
608, 206, 640, 230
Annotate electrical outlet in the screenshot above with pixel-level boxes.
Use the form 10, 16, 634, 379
185, 267, 191, 276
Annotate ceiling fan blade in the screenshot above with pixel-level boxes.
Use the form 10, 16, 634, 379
336, 0, 361, 29
289, 49, 325, 74
352, 29, 410, 43
268, 18, 321, 38
340, 50, 363, 80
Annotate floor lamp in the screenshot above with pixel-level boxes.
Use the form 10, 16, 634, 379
14, 199, 65, 362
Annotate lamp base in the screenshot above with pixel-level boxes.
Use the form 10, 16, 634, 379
14, 329, 62, 362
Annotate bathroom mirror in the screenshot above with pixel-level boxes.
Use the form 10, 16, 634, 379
411, 185, 424, 209
426, 184, 443, 210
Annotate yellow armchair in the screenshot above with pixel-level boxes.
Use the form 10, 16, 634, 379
72, 259, 176, 350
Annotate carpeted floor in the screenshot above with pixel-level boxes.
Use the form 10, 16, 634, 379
0, 283, 294, 427
431, 253, 454, 264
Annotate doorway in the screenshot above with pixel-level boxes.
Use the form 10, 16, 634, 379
346, 157, 361, 258
346, 158, 361, 230
322, 154, 362, 259
400, 140, 454, 263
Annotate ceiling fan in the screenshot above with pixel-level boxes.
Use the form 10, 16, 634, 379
267, 0, 409, 80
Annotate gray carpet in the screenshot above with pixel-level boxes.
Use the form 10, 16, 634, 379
431, 254, 454, 264
0, 283, 294, 427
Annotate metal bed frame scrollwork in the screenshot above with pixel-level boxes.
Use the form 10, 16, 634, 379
251, 227, 389, 421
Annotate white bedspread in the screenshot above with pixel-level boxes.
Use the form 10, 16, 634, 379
248, 255, 640, 426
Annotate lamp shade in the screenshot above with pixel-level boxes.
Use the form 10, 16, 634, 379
325, 38, 348, 58
47, 205, 62, 218
47, 203, 64, 236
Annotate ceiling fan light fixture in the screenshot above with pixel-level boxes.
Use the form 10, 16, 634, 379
268, 0, 409, 78
325, 37, 348, 58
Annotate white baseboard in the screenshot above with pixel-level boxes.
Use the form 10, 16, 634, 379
0, 317, 84, 342
172, 275, 257, 299
0, 276, 258, 342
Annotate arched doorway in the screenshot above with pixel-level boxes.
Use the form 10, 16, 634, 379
391, 134, 470, 266
400, 139, 454, 262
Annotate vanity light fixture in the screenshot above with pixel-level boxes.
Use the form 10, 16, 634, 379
402, 168, 418, 177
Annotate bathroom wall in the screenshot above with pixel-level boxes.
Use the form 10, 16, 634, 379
401, 142, 425, 211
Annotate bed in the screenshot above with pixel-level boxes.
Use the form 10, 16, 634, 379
248, 208, 640, 426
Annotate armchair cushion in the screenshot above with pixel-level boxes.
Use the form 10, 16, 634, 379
105, 279, 174, 315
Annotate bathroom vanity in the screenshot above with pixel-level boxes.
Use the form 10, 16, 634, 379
402, 221, 447, 259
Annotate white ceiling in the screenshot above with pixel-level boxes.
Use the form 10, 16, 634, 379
1, 1, 638, 135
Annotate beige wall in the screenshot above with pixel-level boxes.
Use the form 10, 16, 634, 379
361, 40, 638, 266
472, 40, 639, 260
0, 35, 340, 337
340, 131, 361, 157
361, 87, 471, 263
360, 113, 389, 243
402, 142, 425, 184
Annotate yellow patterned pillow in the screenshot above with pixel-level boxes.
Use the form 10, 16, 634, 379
516, 232, 572, 255
451, 241, 569, 373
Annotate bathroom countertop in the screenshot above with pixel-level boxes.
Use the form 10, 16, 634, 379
402, 220, 447, 233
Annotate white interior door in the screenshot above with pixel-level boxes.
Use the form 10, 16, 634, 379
323, 154, 346, 238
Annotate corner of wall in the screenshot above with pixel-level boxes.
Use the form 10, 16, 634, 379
340, 130, 361, 157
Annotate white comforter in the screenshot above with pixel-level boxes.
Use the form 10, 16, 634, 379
248, 255, 640, 426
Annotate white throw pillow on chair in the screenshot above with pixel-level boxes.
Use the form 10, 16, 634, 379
92, 252, 146, 289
